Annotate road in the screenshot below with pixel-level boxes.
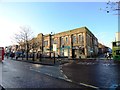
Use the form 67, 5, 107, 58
62, 59, 120, 89
1, 57, 120, 89
0, 58, 89, 89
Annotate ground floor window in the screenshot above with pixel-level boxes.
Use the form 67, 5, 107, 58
60, 48, 70, 57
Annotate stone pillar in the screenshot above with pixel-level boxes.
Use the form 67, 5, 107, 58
48, 35, 51, 57
84, 32, 87, 58
69, 35, 72, 58
57, 37, 61, 56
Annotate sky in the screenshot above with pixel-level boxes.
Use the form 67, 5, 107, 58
0, 2, 118, 48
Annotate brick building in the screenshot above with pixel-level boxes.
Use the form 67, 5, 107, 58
31, 27, 98, 58
98, 43, 109, 54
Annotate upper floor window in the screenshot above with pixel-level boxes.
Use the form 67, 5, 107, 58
79, 35, 83, 43
66, 37, 68, 44
44, 41, 48, 46
116, 42, 120, 46
54, 39, 58, 44
60, 37, 64, 46
72, 35, 76, 43
112, 42, 120, 47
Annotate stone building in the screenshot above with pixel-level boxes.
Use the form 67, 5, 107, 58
98, 43, 109, 54
33, 27, 98, 58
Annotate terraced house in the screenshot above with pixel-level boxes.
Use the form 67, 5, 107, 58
28, 27, 98, 59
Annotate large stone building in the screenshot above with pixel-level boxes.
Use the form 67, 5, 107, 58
30, 27, 98, 58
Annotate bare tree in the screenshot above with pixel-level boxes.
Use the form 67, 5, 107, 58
100, 0, 120, 15
14, 25, 33, 60
29, 37, 40, 61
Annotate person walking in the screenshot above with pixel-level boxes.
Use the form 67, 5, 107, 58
106, 52, 109, 60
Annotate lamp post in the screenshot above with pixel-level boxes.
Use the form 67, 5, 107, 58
62, 45, 64, 57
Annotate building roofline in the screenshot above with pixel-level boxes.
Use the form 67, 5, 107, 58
53, 26, 87, 36
37, 26, 97, 39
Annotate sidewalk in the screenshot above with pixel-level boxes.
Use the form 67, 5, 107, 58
29, 63, 68, 80
4, 57, 69, 82
12, 57, 70, 66
10, 57, 70, 79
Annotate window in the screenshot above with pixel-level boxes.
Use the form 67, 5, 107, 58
79, 35, 83, 42
116, 50, 120, 55
66, 37, 68, 44
72, 36, 76, 43
54, 39, 58, 44
44, 41, 48, 46
113, 42, 116, 46
113, 42, 120, 47
60, 37, 64, 45
116, 42, 120, 46
51, 38, 54, 45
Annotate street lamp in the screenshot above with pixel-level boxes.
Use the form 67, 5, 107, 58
62, 45, 64, 57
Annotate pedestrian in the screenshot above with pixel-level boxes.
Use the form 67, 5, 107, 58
106, 52, 109, 59
15, 51, 19, 60
109, 53, 112, 59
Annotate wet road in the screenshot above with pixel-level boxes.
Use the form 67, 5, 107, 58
0, 58, 89, 89
62, 59, 120, 89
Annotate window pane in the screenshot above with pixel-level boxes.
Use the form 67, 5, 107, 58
60, 37, 64, 45
44, 41, 48, 46
66, 37, 68, 44
72, 36, 76, 43
116, 50, 120, 55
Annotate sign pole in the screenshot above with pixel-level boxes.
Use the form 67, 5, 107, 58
53, 44, 57, 64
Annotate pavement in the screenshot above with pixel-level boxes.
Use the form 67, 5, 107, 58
11, 57, 70, 66
4, 57, 71, 81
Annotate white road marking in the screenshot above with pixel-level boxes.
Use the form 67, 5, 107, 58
63, 75, 68, 79
60, 70, 63, 72
66, 79, 72, 82
80, 82, 99, 89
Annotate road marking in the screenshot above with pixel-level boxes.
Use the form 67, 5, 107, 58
66, 79, 72, 82
29, 66, 100, 89
80, 83, 99, 89
60, 70, 63, 72
59, 76, 65, 80
45, 73, 53, 77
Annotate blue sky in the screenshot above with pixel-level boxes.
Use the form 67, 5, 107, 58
0, 2, 118, 48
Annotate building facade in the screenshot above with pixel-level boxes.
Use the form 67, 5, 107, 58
116, 32, 120, 42
31, 27, 99, 58
98, 43, 110, 54
112, 32, 120, 60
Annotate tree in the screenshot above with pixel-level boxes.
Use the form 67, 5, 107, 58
100, 1, 120, 15
29, 37, 40, 61
14, 25, 33, 60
